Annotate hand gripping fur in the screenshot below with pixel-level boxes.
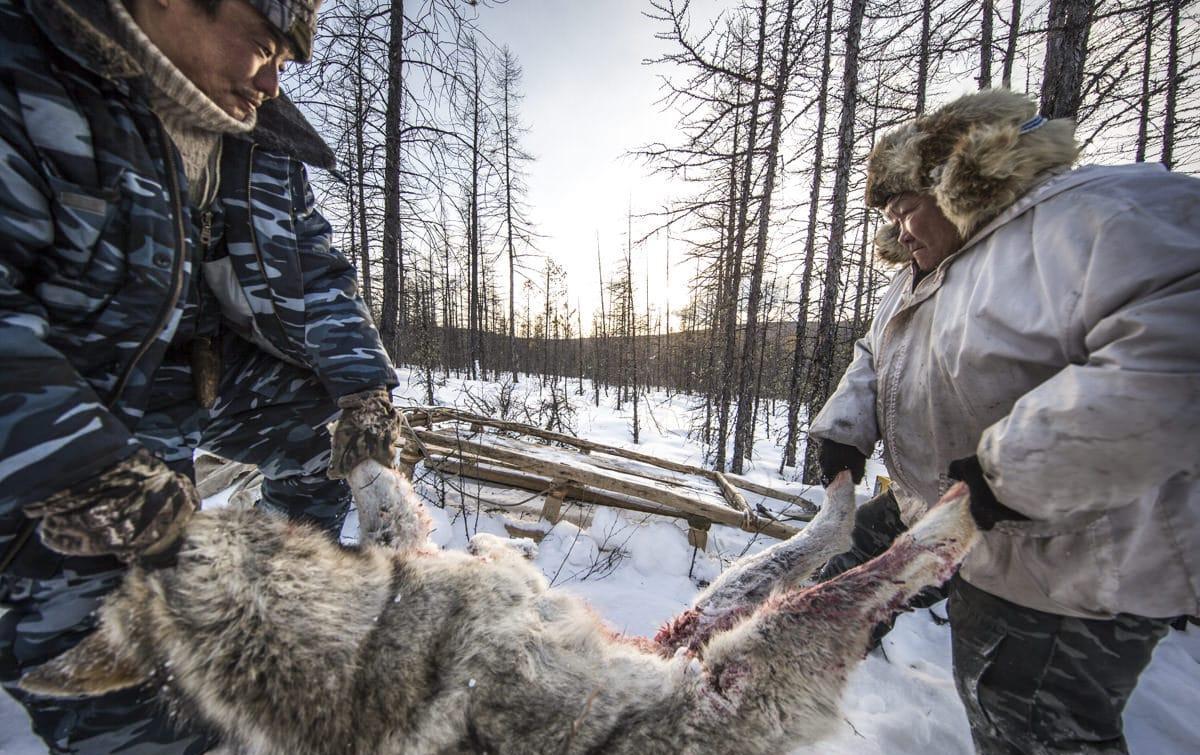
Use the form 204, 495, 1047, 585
20, 468, 978, 754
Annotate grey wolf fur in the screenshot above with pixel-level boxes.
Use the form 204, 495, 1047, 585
21, 465, 978, 754
865, 89, 1080, 264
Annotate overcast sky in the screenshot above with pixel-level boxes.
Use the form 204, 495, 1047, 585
473, 0, 708, 333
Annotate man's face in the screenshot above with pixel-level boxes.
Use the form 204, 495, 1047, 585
135, 0, 295, 121
883, 193, 962, 273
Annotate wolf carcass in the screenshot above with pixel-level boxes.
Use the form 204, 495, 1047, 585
20, 464, 977, 754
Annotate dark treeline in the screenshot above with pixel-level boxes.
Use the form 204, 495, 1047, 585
288, 0, 1198, 483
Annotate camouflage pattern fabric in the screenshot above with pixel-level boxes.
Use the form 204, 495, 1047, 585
328, 386, 401, 479
0, 331, 353, 754
0, 565, 219, 754
0, 0, 395, 524
245, 0, 320, 63
1, 1, 395, 751
948, 577, 1172, 755
201, 333, 354, 536
23, 448, 198, 561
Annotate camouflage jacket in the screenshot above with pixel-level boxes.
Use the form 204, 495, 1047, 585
0, 0, 396, 521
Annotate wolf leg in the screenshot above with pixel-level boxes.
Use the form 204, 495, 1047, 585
687, 485, 977, 749
693, 472, 857, 616
656, 472, 858, 654
347, 460, 433, 550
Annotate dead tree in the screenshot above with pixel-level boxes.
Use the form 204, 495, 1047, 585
782, 0, 833, 472
803, 0, 866, 486
1041, 0, 1095, 119
731, 0, 803, 473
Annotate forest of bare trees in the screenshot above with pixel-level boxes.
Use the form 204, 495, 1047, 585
287, 0, 1198, 484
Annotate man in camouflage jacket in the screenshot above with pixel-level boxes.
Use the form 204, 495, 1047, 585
0, 1, 400, 752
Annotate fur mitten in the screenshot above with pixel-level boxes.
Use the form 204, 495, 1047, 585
819, 439, 867, 487
947, 455, 1030, 531
23, 448, 198, 562
328, 387, 401, 480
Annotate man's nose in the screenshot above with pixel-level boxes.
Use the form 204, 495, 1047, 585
898, 225, 916, 246
252, 65, 281, 100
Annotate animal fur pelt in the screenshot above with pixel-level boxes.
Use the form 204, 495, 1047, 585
865, 89, 1080, 264
20, 464, 978, 754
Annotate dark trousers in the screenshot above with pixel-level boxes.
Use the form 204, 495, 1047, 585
817, 489, 948, 645
1, 336, 349, 754
948, 577, 1171, 755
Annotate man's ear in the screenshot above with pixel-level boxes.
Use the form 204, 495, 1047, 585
18, 630, 147, 698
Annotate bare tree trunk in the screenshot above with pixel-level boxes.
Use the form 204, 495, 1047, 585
627, 210, 640, 443
467, 39, 482, 380
803, 0, 866, 486
1040, 0, 1094, 119
1136, 1, 1156, 162
916, 0, 932, 115
380, 0, 405, 357
716, 16, 766, 471
595, 236, 606, 406
352, 18, 373, 315
783, 0, 833, 471
504, 73, 518, 382
1161, 0, 1180, 168
1002, 0, 1022, 88
732, 0, 798, 473
980, 0, 994, 88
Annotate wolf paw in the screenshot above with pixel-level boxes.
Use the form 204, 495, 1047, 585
468, 533, 538, 561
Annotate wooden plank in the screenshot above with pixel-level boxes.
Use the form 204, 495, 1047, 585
425, 458, 726, 526
417, 435, 798, 540
713, 471, 751, 516
541, 484, 567, 524
722, 472, 819, 516
402, 407, 818, 512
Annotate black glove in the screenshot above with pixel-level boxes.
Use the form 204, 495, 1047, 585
819, 439, 867, 487
328, 387, 401, 479
23, 448, 198, 565
947, 455, 1029, 531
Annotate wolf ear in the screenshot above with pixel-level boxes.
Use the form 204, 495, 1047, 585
18, 631, 147, 698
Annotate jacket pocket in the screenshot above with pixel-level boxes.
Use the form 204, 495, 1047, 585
46, 174, 119, 261
37, 174, 127, 321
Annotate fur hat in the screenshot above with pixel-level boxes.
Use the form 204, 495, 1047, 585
246, 0, 321, 63
865, 89, 1080, 264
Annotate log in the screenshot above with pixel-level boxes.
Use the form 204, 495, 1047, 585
541, 483, 567, 524
401, 407, 818, 514
415, 429, 796, 540
426, 457, 685, 519
714, 471, 751, 519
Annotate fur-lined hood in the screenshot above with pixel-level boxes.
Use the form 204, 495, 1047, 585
866, 89, 1079, 265
27, 0, 335, 171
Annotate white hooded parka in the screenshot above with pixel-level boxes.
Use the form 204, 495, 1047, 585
810, 162, 1200, 620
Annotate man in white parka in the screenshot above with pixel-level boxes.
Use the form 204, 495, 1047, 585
809, 89, 1200, 754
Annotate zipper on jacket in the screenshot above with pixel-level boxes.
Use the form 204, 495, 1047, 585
200, 210, 213, 253
107, 121, 188, 408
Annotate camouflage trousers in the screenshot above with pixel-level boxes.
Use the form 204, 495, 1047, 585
948, 576, 1172, 755
1, 334, 351, 754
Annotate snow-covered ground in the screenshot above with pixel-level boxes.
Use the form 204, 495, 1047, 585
3, 368, 1198, 753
